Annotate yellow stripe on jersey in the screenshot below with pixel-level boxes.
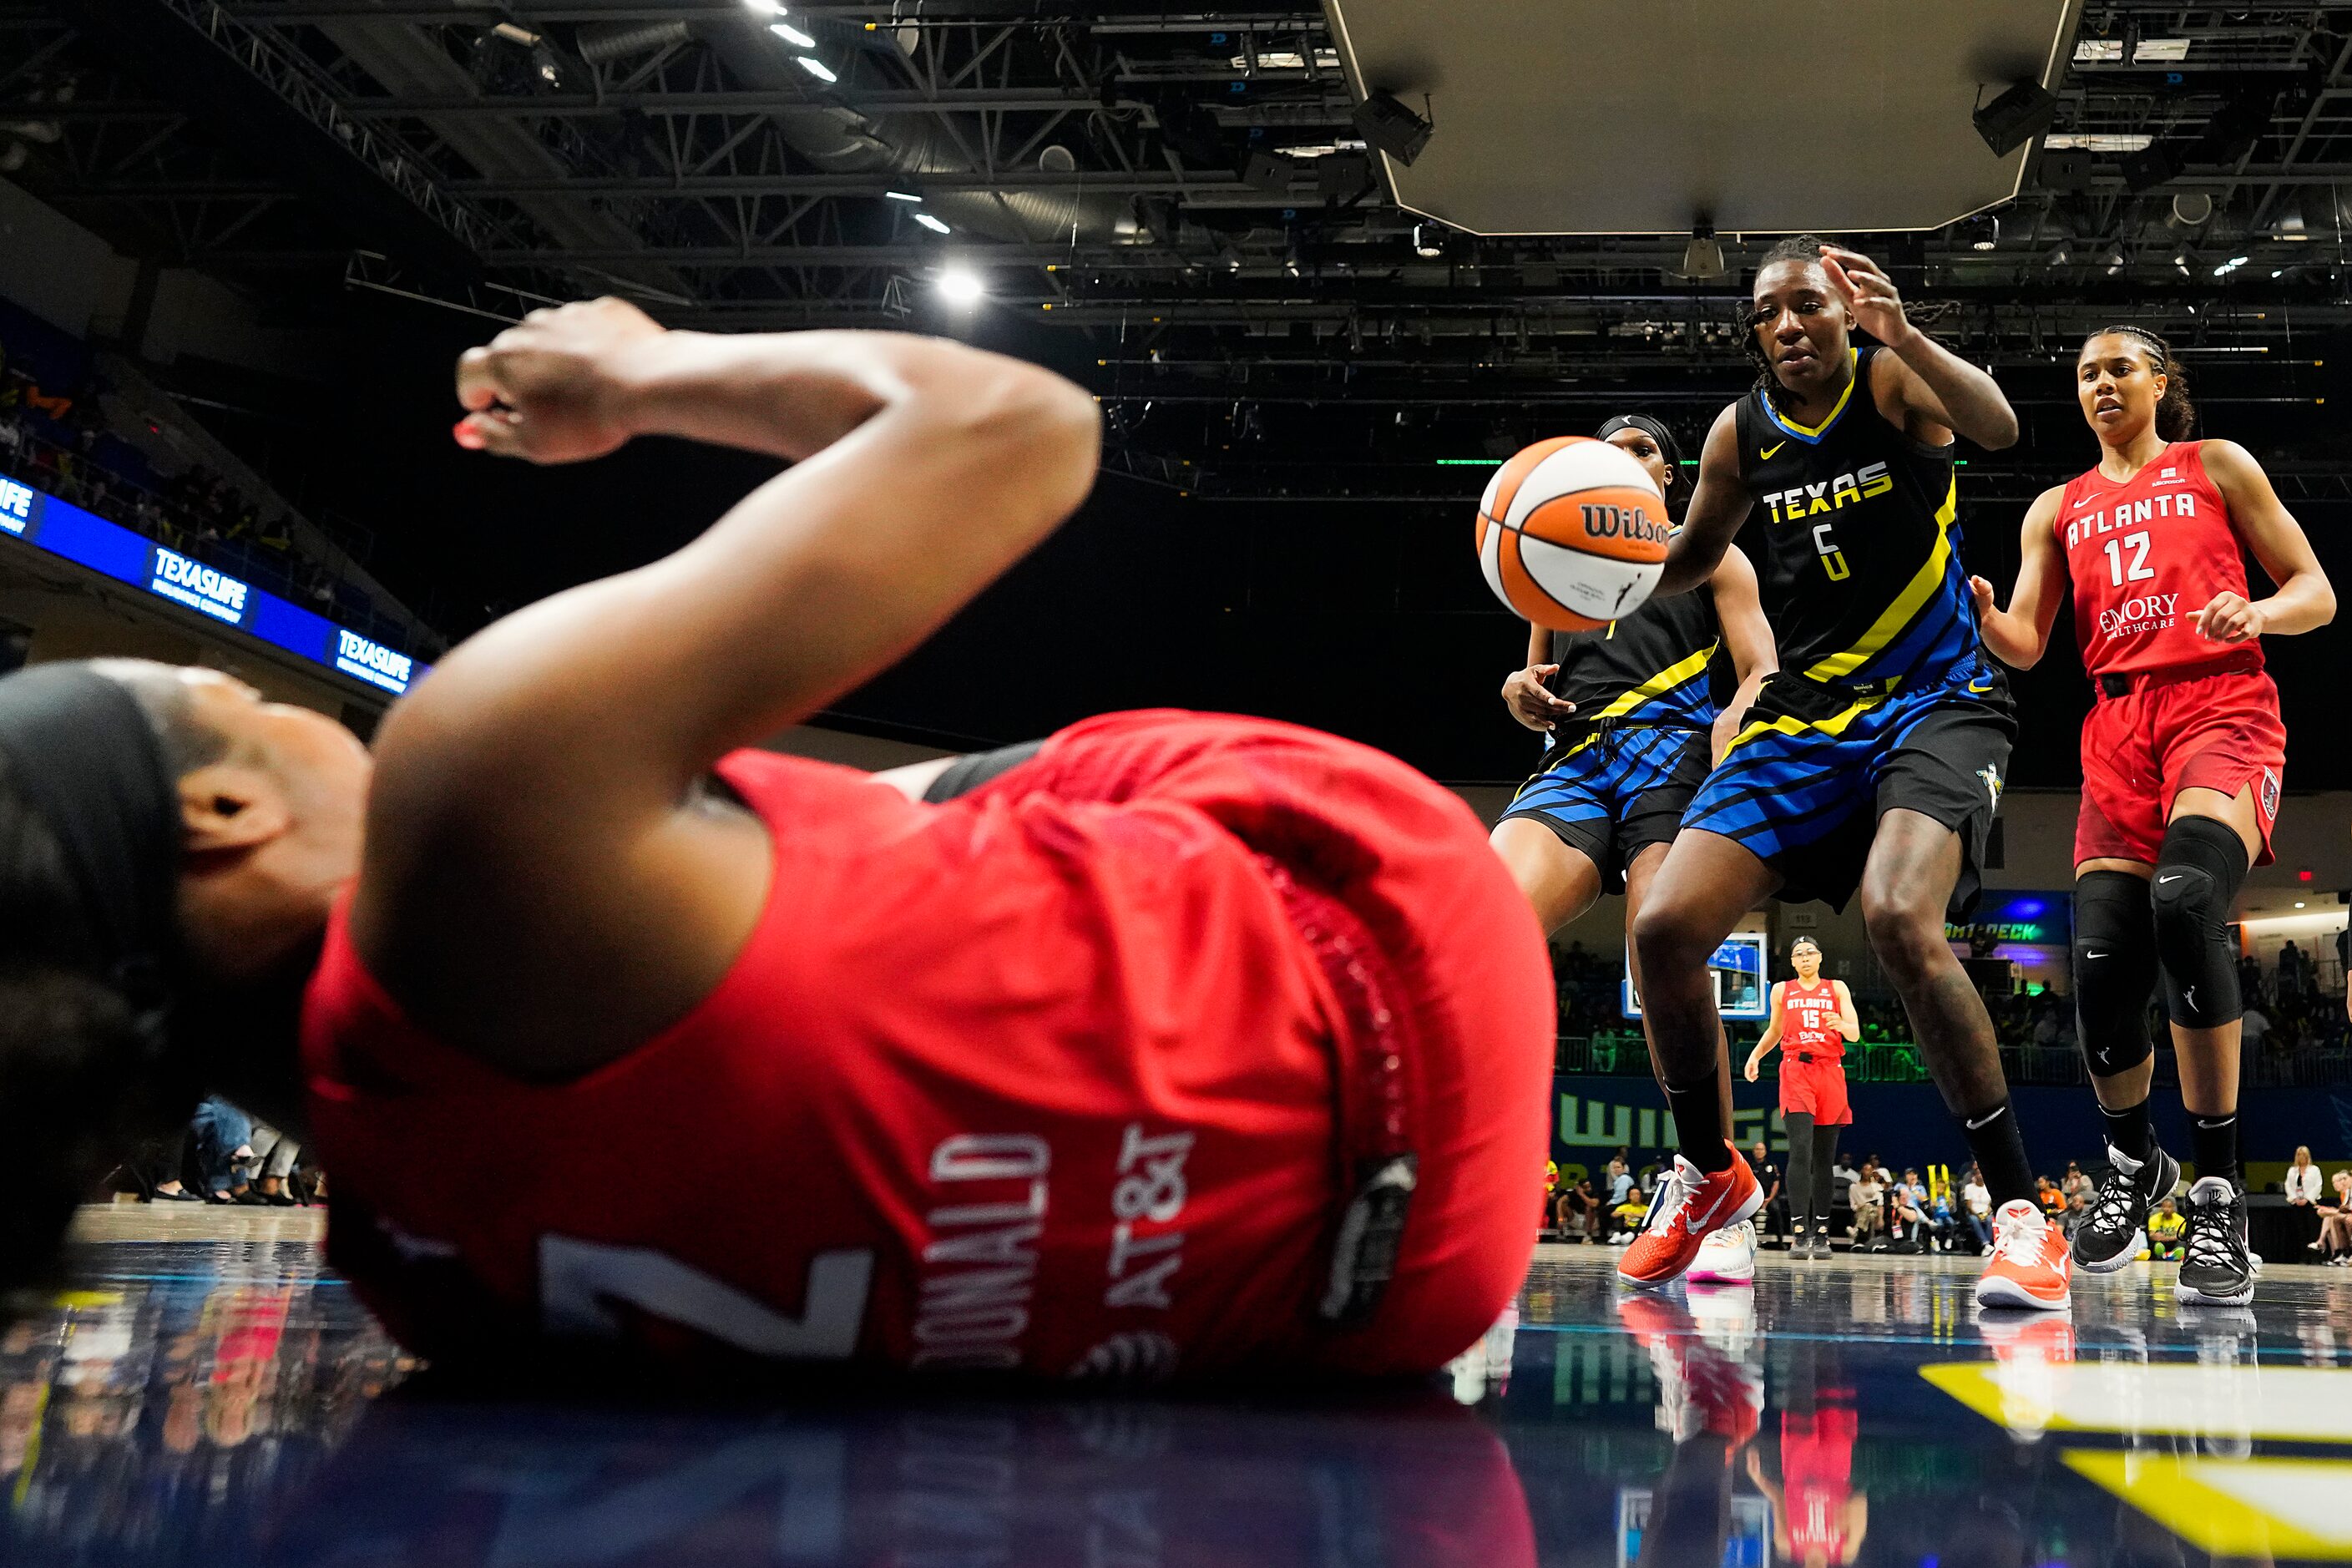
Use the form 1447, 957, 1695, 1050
1526, 642, 1718, 770
1802, 471, 1959, 685
1591, 643, 1718, 721
1762, 348, 1861, 443
1722, 690, 1889, 756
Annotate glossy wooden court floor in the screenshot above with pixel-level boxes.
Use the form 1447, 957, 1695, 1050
8, 1208, 2352, 1565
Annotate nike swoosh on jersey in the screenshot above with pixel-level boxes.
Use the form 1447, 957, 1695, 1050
1760, 442, 1785, 460
2157, 874, 2183, 885
1968, 679, 1993, 693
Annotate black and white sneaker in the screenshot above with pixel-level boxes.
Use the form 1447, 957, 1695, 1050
2175, 1176, 2258, 1307
2071, 1142, 2181, 1273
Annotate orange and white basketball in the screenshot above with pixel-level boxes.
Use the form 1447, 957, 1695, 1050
1473, 436, 1671, 632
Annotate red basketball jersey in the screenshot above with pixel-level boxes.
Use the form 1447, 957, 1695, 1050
2056, 442, 2256, 677
301, 712, 1555, 1384
1778, 979, 1844, 1059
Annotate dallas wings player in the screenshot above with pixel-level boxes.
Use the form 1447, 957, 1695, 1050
1617, 237, 2067, 1312
1974, 325, 2333, 1305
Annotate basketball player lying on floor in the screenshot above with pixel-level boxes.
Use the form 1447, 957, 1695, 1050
0, 302, 1556, 1383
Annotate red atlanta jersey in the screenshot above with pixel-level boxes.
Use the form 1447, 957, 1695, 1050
1778, 979, 1845, 1059
2056, 441, 2258, 677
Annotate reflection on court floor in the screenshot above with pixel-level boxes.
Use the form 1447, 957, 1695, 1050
6, 1215, 2352, 1565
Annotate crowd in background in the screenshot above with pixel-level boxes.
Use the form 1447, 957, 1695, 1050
0, 319, 380, 626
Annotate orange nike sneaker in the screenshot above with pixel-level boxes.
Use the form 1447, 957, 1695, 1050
1618, 1149, 1761, 1290
1975, 1199, 2072, 1311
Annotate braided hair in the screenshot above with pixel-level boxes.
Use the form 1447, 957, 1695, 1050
2086, 325, 2197, 441
1741, 235, 1838, 412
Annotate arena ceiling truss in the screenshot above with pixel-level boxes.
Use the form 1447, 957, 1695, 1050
3, 0, 2349, 502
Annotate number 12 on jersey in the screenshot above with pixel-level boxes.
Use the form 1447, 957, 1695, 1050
2102, 531, 2154, 587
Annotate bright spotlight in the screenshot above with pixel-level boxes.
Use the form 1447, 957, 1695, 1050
770, 21, 815, 46
913, 211, 951, 234
796, 55, 836, 82
938, 267, 985, 306
885, 190, 922, 202
741, 0, 782, 13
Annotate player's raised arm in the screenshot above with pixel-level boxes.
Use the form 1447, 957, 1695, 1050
1823, 245, 2019, 451
354, 303, 1100, 1068
1656, 405, 1753, 596
1970, 486, 2070, 669
2194, 439, 2335, 641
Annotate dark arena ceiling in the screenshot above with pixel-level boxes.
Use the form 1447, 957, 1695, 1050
7, 0, 2351, 782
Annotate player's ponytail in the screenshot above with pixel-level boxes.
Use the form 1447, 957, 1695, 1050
2091, 324, 2197, 441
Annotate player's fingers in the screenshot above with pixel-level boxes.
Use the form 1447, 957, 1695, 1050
1535, 664, 1559, 676
453, 409, 526, 458
454, 346, 508, 412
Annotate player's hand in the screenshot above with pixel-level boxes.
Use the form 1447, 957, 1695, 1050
1819, 245, 1913, 350
1743, 1058, 1760, 1083
1968, 575, 2000, 619
454, 297, 665, 463
1503, 664, 1574, 731
2193, 591, 2266, 643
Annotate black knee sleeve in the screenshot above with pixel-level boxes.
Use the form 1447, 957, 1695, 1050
2150, 816, 2248, 1029
2073, 869, 2160, 1075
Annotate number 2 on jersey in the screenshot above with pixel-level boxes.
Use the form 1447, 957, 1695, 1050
539, 1235, 875, 1359
2102, 531, 2153, 588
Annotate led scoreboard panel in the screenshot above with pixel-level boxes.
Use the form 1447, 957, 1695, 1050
1621, 933, 1768, 1022
0, 477, 427, 696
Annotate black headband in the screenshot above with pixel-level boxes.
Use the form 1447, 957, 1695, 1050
0, 664, 180, 1009
1593, 414, 1683, 474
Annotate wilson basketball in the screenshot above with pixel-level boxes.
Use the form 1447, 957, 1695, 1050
1474, 436, 1671, 632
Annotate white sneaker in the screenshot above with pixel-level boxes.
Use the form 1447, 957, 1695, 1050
1688, 1219, 1758, 1285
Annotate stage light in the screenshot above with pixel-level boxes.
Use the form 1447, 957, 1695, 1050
886, 190, 921, 202
1350, 89, 1433, 166
1413, 223, 1444, 259
1966, 215, 2000, 251
937, 267, 984, 306
2045, 240, 2071, 267
913, 211, 950, 234
1680, 224, 1727, 280
1973, 80, 2057, 156
2104, 247, 2127, 275
769, 21, 814, 46
796, 55, 836, 82
741, 0, 783, 14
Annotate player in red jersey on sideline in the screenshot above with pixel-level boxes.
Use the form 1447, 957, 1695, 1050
0, 303, 1555, 1383
1974, 324, 2334, 1308
1743, 937, 1858, 1260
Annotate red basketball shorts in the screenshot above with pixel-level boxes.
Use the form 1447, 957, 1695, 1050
958, 711, 1557, 1376
2076, 667, 2285, 867
1779, 1056, 1851, 1126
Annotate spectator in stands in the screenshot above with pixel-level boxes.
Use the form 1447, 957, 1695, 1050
2036, 1176, 2067, 1227
247, 1124, 304, 1207
2147, 1195, 2186, 1261
1961, 1164, 1994, 1252
1606, 1149, 1632, 1208
1849, 1161, 1887, 1248
1557, 1175, 1601, 1243
1887, 1171, 1929, 1252
2238, 953, 2265, 1009
2241, 1002, 2273, 1059
2280, 941, 2313, 1008
2317, 1169, 2352, 1266
1610, 1184, 1648, 1242
1832, 1151, 1859, 1191
2288, 1145, 2324, 1255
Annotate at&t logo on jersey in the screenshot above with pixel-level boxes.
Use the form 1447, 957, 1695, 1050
1760, 461, 1893, 525
2099, 592, 2179, 640
2066, 490, 2199, 546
